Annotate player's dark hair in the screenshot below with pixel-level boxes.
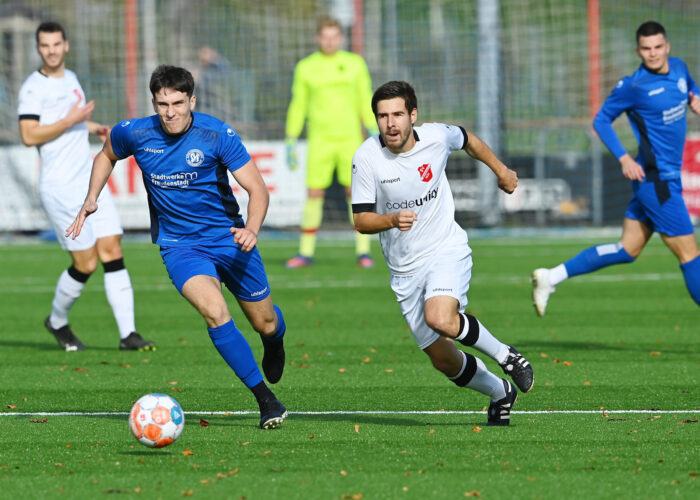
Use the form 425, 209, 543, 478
371, 81, 418, 116
636, 21, 666, 43
149, 65, 195, 98
36, 21, 66, 42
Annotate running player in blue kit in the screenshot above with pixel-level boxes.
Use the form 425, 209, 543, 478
532, 21, 700, 316
67, 65, 287, 429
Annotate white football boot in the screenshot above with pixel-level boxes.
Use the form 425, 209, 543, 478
531, 268, 555, 317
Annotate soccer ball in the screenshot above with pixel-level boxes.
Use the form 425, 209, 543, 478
128, 393, 185, 448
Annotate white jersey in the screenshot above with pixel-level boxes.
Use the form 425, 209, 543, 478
17, 69, 92, 194
352, 122, 470, 275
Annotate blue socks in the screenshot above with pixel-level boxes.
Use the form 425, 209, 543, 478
208, 319, 263, 389
564, 242, 634, 278
680, 254, 700, 306
261, 305, 286, 344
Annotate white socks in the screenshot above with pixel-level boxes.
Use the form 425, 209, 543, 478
549, 264, 568, 287
49, 270, 85, 329
104, 269, 136, 339
464, 355, 506, 400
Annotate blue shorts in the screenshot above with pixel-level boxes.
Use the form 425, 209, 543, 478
160, 243, 270, 302
625, 178, 694, 237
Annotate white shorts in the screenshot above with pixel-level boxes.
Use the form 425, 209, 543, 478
39, 187, 123, 252
390, 249, 472, 350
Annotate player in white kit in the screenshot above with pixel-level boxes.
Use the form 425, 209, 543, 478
351, 81, 534, 425
17, 21, 154, 351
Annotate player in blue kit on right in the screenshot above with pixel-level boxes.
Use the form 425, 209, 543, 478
532, 21, 700, 316
67, 65, 287, 429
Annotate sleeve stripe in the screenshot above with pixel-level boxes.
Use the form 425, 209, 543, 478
458, 126, 468, 148
19, 114, 40, 121
352, 203, 376, 214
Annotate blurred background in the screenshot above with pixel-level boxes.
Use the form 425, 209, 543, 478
1, 0, 699, 235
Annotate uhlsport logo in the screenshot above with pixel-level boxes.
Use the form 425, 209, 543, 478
185, 149, 205, 167
418, 163, 433, 182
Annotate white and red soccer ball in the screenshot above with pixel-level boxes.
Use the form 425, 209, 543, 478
129, 393, 184, 448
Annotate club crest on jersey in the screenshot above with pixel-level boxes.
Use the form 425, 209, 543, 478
677, 78, 687, 94
185, 149, 205, 167
418, 163, 433, 182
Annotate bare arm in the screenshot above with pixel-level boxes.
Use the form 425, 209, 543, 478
65, 133, 119, 239
463, 131, 518, 194
87, 121, 110, 142
353, 210, 418, 234
229, 159, 269, 252
18, 99, 95, 147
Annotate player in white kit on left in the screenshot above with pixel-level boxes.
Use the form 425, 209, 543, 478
352, 81, 534, 425
17, 21, 154, 351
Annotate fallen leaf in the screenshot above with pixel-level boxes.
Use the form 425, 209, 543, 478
384, 369, 393, 373
172, 388, 183, 392
429, 429, 435, 434
472, 425, 482, 433
540, 353, 548, 358
6, 405, 17, 409
240, 442, 251, 446
650, 351, 661, 356
339, 368, 347, 373
464, 492, 481, 497
340, 470, 348, 476
563, 361, 573, 366
182, 490, 194, 497
200, 419, 210, 427
362, 357, 371, 363
30, 417, 48, 423
167, 381, 178, 385
182, 449, 194, 456
583, 381, 591, 386
308, 435, 315, 439
354, 425, 359, 433
74, 367, 88, 372
54, 463, 65, 467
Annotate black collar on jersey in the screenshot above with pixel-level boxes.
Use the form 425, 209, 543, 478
378, 129, 420, 149
37, 69, 49, 78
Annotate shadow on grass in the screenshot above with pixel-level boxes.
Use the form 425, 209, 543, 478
0, 340, 116, 351
516, 340, 692, 354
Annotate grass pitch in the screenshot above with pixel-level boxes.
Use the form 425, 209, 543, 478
0, 234, 697, 499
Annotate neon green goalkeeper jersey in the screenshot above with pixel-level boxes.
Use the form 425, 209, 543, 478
286, 50, 375, 141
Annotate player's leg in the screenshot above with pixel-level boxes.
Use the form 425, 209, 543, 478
286, 140, 334, 268
95, 234, 155, 350
338, 144, 373, 267
162, 246, 286, 429
423, 337, 517, 426
44, 246, 98, 351
237, 296, 287, 384
660, 233, 700, 305
531, 217, 650, 316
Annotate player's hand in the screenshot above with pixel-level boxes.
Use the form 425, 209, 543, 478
65, 99, 95, 128
285, 138, 298, 171
392, 210, 418, 231
497, 167, 518, 194
65, 199, 98, 240
619, 154, 645, 181
689, 91, 700, 115
95, 125, 110, 143
230, 227, 257, 252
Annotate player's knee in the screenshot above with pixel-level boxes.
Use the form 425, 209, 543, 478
250, 313, 277, 336
73, 259, 98, 275
424, 312, 453, 337
199, 303, 230, 328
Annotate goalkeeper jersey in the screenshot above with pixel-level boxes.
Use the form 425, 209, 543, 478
593, 57, 699, 181
286, 50, 375, 141
110, 112, 251, 246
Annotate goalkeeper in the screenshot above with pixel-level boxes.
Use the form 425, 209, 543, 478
285, 16, 378, 268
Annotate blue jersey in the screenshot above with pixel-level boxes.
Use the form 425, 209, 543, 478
110, 112, 251, 245
593, 57, 699, 181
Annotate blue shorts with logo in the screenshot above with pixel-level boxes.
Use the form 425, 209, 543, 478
625, 178, 694, 237
160, 242, 270, 302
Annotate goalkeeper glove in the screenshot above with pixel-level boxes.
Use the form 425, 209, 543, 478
285, 137, 298, 171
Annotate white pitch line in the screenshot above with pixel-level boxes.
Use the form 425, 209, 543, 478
0, 409, 697, 417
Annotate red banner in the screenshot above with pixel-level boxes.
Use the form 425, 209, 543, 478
682, 134, 700, 219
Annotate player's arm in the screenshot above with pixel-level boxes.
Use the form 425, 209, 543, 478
18, 99, 95, 147
353, 208, 417, 234
462, 131, 518, 194
592, 79, 644, 181
65, 134, 120, 239
285, 62, 309, 140
230, 159, 269, 252
87, 121, 110, 142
